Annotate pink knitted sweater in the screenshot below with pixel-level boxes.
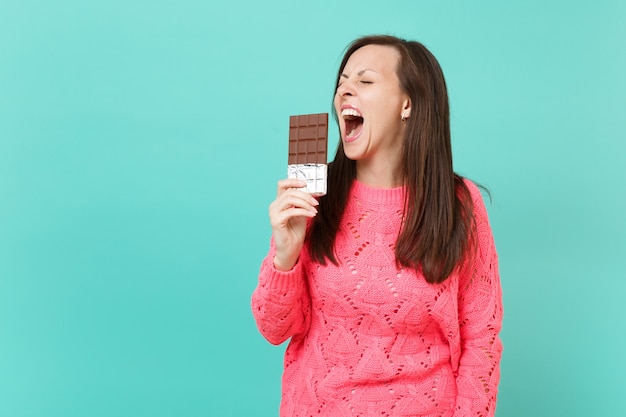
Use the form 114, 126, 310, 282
252, 179, 503, 417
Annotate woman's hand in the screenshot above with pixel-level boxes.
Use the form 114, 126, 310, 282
269, 179, 319, 271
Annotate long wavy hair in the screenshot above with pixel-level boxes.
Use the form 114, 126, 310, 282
307, 35, 475, 284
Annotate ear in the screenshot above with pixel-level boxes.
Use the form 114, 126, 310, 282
401, 97, 412, 120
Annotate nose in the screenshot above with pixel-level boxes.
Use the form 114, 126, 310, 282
336, 81, 355, 98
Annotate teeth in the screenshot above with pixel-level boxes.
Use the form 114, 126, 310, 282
348, 128, 356, 137
341, 108, 362, 117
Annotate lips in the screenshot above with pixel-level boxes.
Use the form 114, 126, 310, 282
341, 106, 364, 143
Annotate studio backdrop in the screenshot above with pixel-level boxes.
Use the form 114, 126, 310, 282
1, 1, 624, 416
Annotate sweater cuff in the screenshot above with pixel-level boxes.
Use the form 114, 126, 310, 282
259, 255, 305, 294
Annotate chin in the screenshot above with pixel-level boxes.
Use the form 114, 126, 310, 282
342, 146, 365, 161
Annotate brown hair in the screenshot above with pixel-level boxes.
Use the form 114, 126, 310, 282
308, 35, 475, 284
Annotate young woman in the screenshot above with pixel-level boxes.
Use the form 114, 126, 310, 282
252, 35, 503, 417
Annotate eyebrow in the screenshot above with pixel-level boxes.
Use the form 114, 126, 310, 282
340, 69, 376, 79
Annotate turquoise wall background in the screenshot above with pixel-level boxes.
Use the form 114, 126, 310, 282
1, 0, 624, 416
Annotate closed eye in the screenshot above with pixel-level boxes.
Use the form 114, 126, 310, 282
360, 80, 373, 84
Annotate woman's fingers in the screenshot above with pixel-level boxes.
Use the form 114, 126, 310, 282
270, 188, 319, 218
276, 178, 307, 195
271, 206, 316, 227
268, 179, 320, 271
269, 199, 317, 230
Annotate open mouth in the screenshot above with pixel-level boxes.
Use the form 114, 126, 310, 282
342, 108, 364, 142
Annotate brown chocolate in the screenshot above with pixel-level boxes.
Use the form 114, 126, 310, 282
288, 113, 328, 164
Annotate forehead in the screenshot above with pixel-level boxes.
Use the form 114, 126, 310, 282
343, 44, 401, 74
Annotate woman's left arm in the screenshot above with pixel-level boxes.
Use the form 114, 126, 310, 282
453, 184, 504, 417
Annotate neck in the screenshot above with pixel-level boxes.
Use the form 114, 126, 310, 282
356, 160, 403, 188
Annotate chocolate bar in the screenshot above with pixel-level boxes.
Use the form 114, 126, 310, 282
287, 113, 328, 196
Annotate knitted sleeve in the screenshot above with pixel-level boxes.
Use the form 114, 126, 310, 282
453, 182, 504, 417
251, 238, 311, 346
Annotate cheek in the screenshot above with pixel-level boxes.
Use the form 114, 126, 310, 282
378, 101, 400, 124
333, 94, 341, 111
333, 101, 344, 126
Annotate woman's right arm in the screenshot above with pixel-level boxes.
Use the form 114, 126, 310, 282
251, 242, 310, 345
251, 179, 319, 345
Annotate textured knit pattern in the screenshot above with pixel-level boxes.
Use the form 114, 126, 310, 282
252, 179, 503, 417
